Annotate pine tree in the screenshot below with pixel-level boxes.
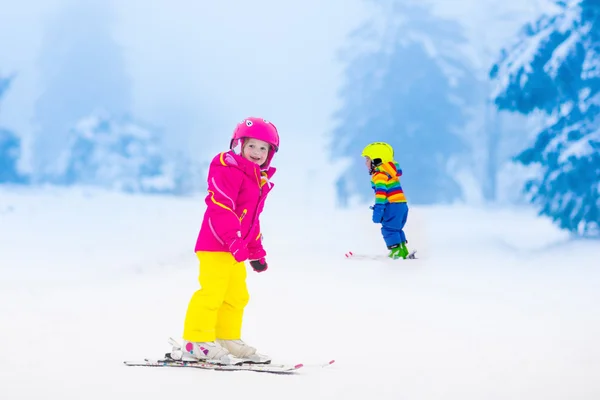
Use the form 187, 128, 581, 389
0, 74, 11, 99
33, 0, 131, 179
58, 111, 202, 195
0, 74, 27, 184
490, 0, 600, 236
0, 129, 27, 184
331, 0, 478, 205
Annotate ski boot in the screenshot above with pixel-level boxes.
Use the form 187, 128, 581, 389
217, 339, 272, 364
400, 242, 410, 258
387, 244, 403, 259
172, 340, 245, 365
388, 242, 410, 259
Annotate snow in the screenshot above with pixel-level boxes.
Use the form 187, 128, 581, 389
490, 1, 596, 98
582, 46, 600, 79
545, 27, 580, 78
490, 19, 554, 98
559, 131, 596, 161
1, 185, 599, 400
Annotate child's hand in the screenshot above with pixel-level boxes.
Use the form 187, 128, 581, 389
229, 238, 249, 262
249, 258, 268, 273
372, 204, 384, 223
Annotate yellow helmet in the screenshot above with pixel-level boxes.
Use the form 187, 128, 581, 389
361, 142, 394, 163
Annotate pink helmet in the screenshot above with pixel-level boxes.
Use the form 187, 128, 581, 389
230, 117, 280, 168
230, 117, 280, 152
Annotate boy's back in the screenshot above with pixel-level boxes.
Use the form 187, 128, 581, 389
371, 160, 407, 204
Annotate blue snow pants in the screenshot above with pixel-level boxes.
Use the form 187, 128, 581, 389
379, 202, 408, 248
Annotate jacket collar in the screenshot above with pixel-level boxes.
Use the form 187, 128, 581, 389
373, 161, 398, 178
221, 150, 276, 179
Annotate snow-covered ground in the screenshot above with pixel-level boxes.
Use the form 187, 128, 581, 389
1, 186, 599, 400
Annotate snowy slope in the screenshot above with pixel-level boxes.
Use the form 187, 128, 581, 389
1, 186, 599, 400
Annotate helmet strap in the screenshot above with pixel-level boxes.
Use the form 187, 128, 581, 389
230, 138, 243, 155
369, 158, 382, 174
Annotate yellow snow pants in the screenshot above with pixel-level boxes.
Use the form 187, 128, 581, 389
182, 251, 249, 342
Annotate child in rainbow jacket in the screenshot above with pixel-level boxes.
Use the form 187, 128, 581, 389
361, 142, 411, 259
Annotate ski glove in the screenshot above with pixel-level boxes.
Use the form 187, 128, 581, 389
228, 238, 249, 263
249, 258, 268, 273
371, 204, 385, 223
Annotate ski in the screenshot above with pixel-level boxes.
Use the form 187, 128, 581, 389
123, 338, 335, 374
344, 250, 417, 260
124, 355, 304, 374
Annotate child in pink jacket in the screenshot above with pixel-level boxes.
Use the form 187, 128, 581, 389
179, 117, 279, 365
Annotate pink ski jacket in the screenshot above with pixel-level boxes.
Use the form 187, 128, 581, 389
194, 150, 275, 260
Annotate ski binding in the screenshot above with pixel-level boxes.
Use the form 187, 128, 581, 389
123, 338, 335, 375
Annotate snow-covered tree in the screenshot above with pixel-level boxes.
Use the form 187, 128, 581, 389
490, 0, 600, 236
331, 0, 479, 205
56, 111, 204, 195
33, 0, 131, 179
0, 74, 11, 99
0, 74, 27, 184
29, 0, 204, 195
430, 0, 551, 203
0, 129, 28, 184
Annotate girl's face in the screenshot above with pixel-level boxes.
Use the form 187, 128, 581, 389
365, 157, 372, 170
242, 138, 270, 166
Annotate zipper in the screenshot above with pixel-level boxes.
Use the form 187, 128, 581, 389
243, 192, 265, 240
243, 167, 267, 240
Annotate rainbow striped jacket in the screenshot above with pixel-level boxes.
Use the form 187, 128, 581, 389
370, 161, 407, 204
